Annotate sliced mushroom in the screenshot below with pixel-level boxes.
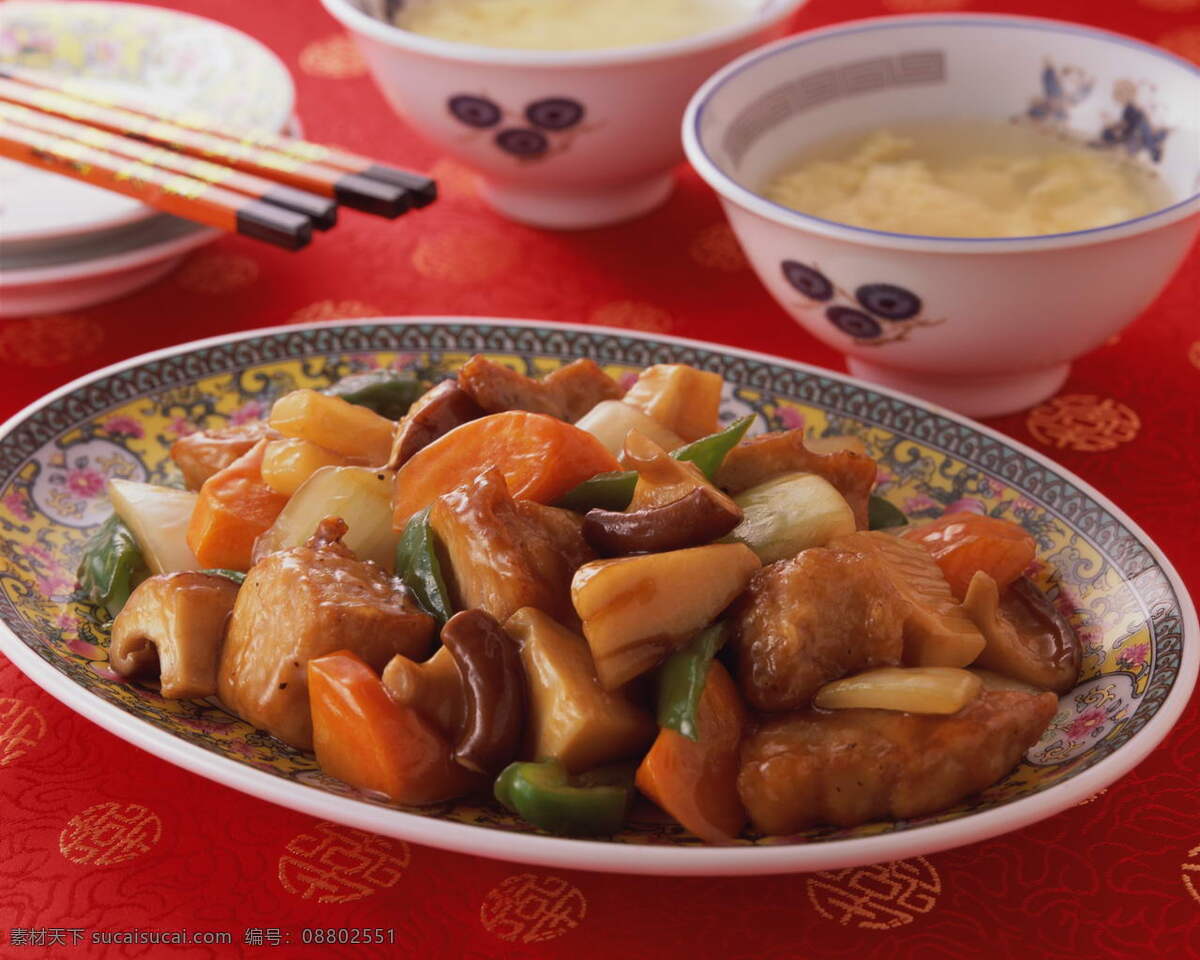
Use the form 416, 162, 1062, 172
381, 645, 466, 740
621, 430, 708, 510
388, 380, 484, 469
440, 609, 525, 775
962, 572, 1081, 694
582, 487, 742, 556
110, 572, 240, 698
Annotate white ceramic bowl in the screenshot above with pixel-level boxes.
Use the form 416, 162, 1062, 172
684, 15, 1200, 417
322, 0, 807, 229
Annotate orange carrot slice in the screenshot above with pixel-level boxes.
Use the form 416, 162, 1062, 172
903, 512, 1037, 600
392, 411, 619, 528
635, 661, 747, 843
308, 650, 480, 805
186, 438, 289, 570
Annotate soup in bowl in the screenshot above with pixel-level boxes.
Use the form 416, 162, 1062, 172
683, 14, 1200, 417
324, 0, 808, 228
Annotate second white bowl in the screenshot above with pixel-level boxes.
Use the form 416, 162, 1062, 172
684, 15, 1200, 417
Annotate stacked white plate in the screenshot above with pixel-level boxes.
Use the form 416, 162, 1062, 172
0, 1, 296, 316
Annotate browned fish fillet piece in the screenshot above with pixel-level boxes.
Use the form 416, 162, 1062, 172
457, 355, 622, 422
716, 430, 876, 529
833, 531, 986, 667
732, 546, 908, 711
738, 688, 1058, 834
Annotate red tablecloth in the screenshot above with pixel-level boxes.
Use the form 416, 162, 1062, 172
3, 1, 1198, 957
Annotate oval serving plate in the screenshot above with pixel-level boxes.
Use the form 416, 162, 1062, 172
0, 318, 1194, 876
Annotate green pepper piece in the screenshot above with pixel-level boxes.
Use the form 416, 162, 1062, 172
555, 415, 756, 512
75, 513, 147, 619
197, 569, 247, 585
656, 623, 725, 740
868, 495, 908, 530
554, 470, 637, 513
673, 415, 754, 481
395, 506, 454, 625
494, 759, 633, 836
323, 370, 425, 421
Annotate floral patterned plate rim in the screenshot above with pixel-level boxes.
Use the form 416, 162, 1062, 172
0, 317, 1194, 877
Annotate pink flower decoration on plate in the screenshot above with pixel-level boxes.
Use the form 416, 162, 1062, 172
1064, 707, 1108, 740
1117, 641, 1149, 667
65, 468, 105, 499
2, 491, 32, 520
168, 416, 196, 438
777, 407, 805, 430
904, 494, 941, 513
102, 416, 144, 438
229, 400, 265, 426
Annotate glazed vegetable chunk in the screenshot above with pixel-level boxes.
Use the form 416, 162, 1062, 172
219, 517, 434, 749
813, 666, 982, 715
621, 364, 723, 442
260, 438, 350, 496
392, 411, 620, 527
637, 661, 748, 843
724, 472, 856, 563
738, 689, 1057, 834
430, 468, 594, 627
716, 430, 877, 529
309, 650, 481, 804
389, 380, 484, 468
572, 542, 760, 690
108, 479, 199, 575
458, 355, 622, 421
269, 389, 395, 467
187, 440, 289, 571
582, 432, 742, 555
904, 512, 1037, 600
732, 546, 907, 711
962, 573, 1081, 693
252, 466, 396, 570
504, 607, 655, 774
170, 420, 277, 491
110, 571, 240, 699
575, 400, 684, 455
832, 531, 986, 668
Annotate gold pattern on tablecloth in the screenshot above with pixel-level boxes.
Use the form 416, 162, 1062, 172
1180, 844, 1200, 902
298, 34, 367, 78
288, 300, 384, 325
412, 228, 519, 283
174, 252, 260, 294
0, 697, 45, 767
1026, 395, 1141, 452
278, 821, 410, 903
689, 223, 748, 272
807, 857, 941, 930
1188, 341, 1200, 370
589, 300, 674, 333
480, 874, 587, 944
59, 802, 162, 866
1183, 843, 1200, 905
1158, 26, 1200, 64
0, 314, 104, 368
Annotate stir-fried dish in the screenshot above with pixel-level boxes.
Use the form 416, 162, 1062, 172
78, 358, 1080, 842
